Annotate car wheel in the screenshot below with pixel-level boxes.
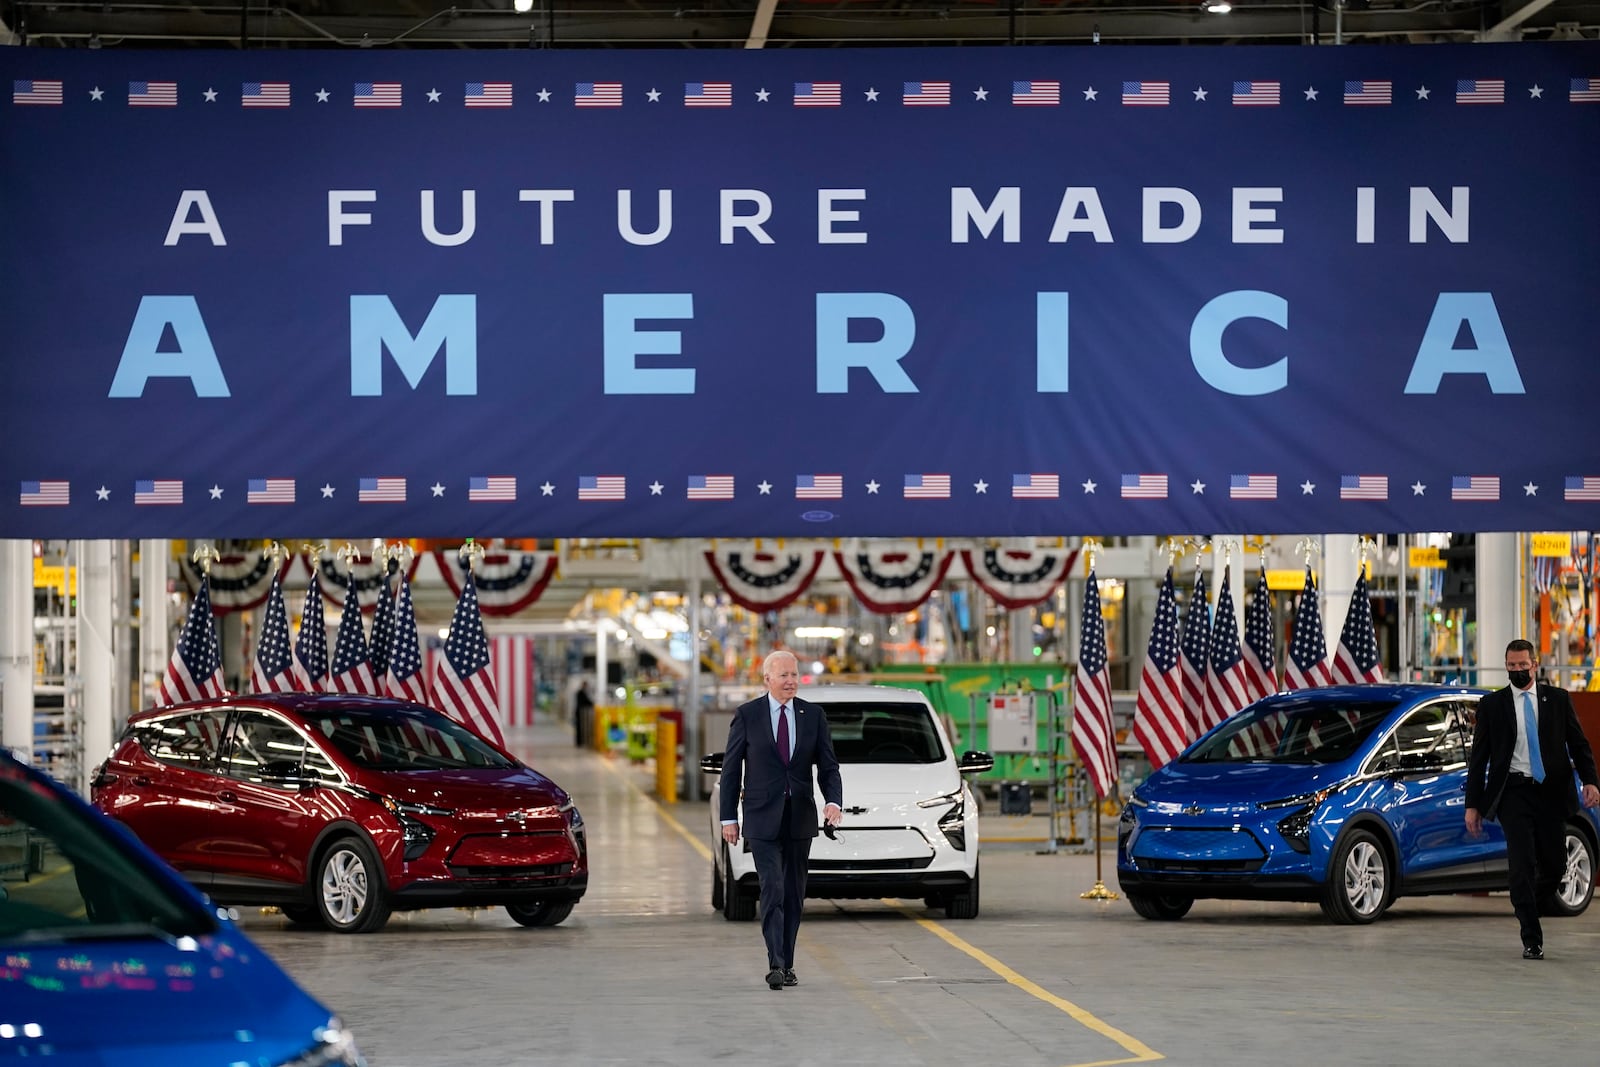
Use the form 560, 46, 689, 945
712, 856, 725, 910
280, 904, 323, 927
1127, 892, 1193, 921
505, 900, 576, 928
944, 866, 980, 919
923, 892, 946, 910
314, 836, 391, 934
722, 846, 757, 922
1320, 828, 1392, 924
1546, 825, 1596, 917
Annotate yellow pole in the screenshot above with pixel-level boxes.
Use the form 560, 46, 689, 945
656, 719, 678, 804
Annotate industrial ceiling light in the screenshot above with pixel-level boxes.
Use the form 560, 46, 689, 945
1204, 0, 1232, 12
513, 0, 534, 12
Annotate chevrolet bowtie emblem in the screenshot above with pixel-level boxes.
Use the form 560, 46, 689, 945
507, 809, 529, 823
1181, 804, 1205, 816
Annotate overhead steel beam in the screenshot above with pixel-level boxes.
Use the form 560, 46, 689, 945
746, 0, 779, 47
1481, 0, 1559, 38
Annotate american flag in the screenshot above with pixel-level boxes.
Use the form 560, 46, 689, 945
1233, 81, 1280, 106
575, 82, 623, 108
1344, 80, 1392, 106
578, 475, 626, 501
1451, 475, 1500, 501
688, 474, 735, 500
1203, 566, 1252, 735
685, 82, 732, 107
469, 476, 516, 502
354, 82, 402, 108
1340, 474, 1388, 500
366, 564, 397, 684
433, 572, 508, 748
794, 82, 842, 107
465, 82, 512, 108
158, 575, 224, 706
1012, 80, 1060, 106
1330, 569, 1384, 684
1133, 567, 1188, 769
1122, 474, 1168, 499
1230, 474, 1277, 500
386, 570, 430, 704
1242, 566, 1277, 701
1456, 78, 1505, 104
1565, 476, 1600, 501
1012, 473, 1059, 499
13, 80, 63, 106
1070, 569, 1117, 799
292, 570, 329, 692
247, 478, 295, 504
20, 480, 68, 506
135, 479, 183, 505
329, 576, 377, 695
129, 81, 178, 107
903, 81, 950, 106
1572, 78, 1600, 103
242, 82, 290, 108
1123, 81, 1169, 106
1285, 565, 1331, 690
903, 473, 951, 499
358, 476, 406, 503
1178, 570, 1211, 742
796, 474, 843, 499
249, 571, 296, 694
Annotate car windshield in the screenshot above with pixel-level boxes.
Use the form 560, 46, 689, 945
0, 761, 214, 944
1182, 699, 1399, 765
302, 705, 516, 771
818, 701, 947, 764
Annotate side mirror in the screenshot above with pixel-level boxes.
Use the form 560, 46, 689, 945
958, 750, 995, 774
700, 752, 724, 774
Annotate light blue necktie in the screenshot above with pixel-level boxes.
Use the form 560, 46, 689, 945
1523, 692, 1545, 783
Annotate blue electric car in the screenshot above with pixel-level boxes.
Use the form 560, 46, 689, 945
1117, 684, 1600, 924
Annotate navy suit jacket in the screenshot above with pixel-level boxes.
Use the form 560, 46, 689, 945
719, 695, 843, 841
1466, 683, 1598, 820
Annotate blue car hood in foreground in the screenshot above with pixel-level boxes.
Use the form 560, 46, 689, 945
1139, 760, 1354, 804
0, 927, 330, 1065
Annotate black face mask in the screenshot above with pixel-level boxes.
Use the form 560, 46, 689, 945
1508, 669, 1533, 689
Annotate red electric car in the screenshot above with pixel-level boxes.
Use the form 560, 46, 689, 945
91, 694, 587, 933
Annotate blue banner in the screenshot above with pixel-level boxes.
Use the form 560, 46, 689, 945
3, 44, 1598, 537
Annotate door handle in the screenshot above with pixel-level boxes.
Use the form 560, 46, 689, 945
133, 775, 152, 787
217, 790, 237, 803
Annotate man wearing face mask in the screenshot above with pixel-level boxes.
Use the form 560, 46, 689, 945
1466, 639, 1600, 959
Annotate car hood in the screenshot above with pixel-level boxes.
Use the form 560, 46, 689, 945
836, 763, 959, 804
1138, 760, 1351, 805
0, 927, 331, 1063
366, 764, 568, 811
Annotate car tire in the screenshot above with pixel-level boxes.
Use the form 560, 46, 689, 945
711, 857, 725, 910
944, 865, 980, 919
1127, 892, 1193, 921
280, 904, 323, 927
1543, 824, 1596, 918
505, 900, 576, 928
923, 892, 946, 910
313, 835, 391, 934
1320, 828, 1392, 924
722, 846, 757, 922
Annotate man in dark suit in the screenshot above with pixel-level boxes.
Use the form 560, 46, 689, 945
720, 650, 843, 990
1465, 639, 1600, 959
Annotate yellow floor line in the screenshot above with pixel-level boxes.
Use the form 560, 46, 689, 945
609, 760, 1162, 1066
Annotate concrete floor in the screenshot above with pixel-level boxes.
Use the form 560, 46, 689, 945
240, 722, 1600, 1067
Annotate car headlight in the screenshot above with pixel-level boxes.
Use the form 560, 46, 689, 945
1256, 789, 1329, 811
381, 798, 456, 817
380, 797, 450, 861
1126, 793, 1150, 809
918, 789, 962, 809
273, 1016, 365, 1066
1261, 789, 1332, 854
561, 800, 587, 857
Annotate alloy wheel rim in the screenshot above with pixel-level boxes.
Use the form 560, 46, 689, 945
1344, 841, 1385, 915
321, 849, 368, 925
1559, 836, 1592, 907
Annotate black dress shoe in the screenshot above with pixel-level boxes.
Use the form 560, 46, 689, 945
782, 968, 798, 987
1523, 945, 1544, 960
766, 968, 786, 990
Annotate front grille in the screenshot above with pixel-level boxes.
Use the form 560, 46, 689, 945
1143, 858, 1266, 873
1133, 827, 1267, 864
446, 862, 573, 880
809, 857, 933, 871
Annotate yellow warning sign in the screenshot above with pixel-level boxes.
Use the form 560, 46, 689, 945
1531, 533, 1571, 558
1408, 546, 1444, 568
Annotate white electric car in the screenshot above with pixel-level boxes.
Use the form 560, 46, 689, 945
701, 684, 994, 920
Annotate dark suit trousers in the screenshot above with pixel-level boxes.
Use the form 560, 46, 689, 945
1498, 778, 1567, 948
749, 799, 812, 969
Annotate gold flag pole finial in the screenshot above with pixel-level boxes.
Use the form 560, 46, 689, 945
263, 540, 290, 574
1218, 536, 1238, 569
1294, 536, 1321, 572
389, 540, 415, 568
1163, 537, 1182, 568
191, 542, 221, 576
459, 538, 486, 574
336, 541, 361, 575
1081, 536, 1102, 572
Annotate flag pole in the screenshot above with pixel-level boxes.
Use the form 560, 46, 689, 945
1074, 538, 1119, 901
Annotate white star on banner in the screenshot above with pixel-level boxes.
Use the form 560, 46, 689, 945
1082, 478, 1097, 494
431, 482, 445, 497
537, 88, 551, 102
427, 88, 441, 102
1300, 480, 1315, 495
756, 88, 770, 102
96, 486, 110, 500
1524, 482, 1539, 496
316, 88, 330, 103
974, 87, 989, 100
974, 479, 989, 494
1304, 86, 1319, 101
203, 88, 218, 102
1190, 479, 1205, 494
1416, 86, 1431, 100
540, 481, 554, 496
1412, 481, 1426, 496
209, 484, 223, 499
758, 480, 772, 494
1083, 87, 1098, 101
1529, 85, 1544, 99
321, 483, 335, 498
649, 481, 663, 495
865, 88, 879, 101
89, 87, 104, 101
866, 480, 880, 494
1193, 87, 1208, 101
646, 88, 661, 102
